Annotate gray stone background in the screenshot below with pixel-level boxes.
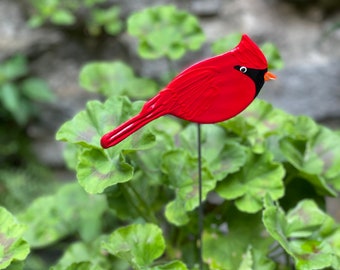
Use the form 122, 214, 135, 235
1, 0, 340, 169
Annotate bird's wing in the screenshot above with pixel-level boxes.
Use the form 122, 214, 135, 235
165, 66, 220, 122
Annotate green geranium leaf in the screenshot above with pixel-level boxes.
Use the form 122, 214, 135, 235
102, 223, 165, 269
284, 115, 320, 141
54, 258, 94, 270
179, 124, 248, 180
311, 127, 340, 180
263, 196, 340, 269
280, 138, 323, 175
204, 209, 275, 270
219, 115, 259, 147
325, 228, 340, 268
162, 125, 248, 225
79, 62, 157, 99
19, 183, 107, 247
262, 196, 291, 254
162, 149, 215, 225
51, 237, 116, 270
56, 100, 109, 148
54, 262, 96, 270
77, 149, 134, 194
56, 97, 156, 193
280, 126, 340, 195
216, 151, 284, 213
0, 207, 30, 269
241, 99, 293, 136
291, 240, 333, 270
220, 99, 293, 153
62, 143, 80, 171
286, 200, 328, 238
132, 117, 181, 185
127, 5, 205, 59
151, 261, 188, 270
4, 260, 24, 270
56, 96, 153, 148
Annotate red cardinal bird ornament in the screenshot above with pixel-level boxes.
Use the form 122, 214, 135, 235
101, 34, 276, 148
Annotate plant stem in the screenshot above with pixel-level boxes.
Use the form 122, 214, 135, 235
197, 123, 203, 270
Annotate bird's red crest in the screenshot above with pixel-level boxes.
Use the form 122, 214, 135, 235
232, 34, 268, 70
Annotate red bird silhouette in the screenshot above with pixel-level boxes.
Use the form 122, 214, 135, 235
101, 34, 276, 148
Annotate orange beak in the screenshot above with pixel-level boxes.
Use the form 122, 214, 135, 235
264, 71, 277, 81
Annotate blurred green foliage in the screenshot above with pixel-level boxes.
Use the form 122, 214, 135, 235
0, 55, 54, 126
87, 6, 122, 36
0, 53, 58, 270
79, 61, 158, 99
0, 54, 56, 217
127, 5, 206, 59
27, 0, 122, 36
2, 2, 340, 270
0, 54, 54, 152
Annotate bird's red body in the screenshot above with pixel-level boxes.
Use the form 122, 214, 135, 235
101, 34, 276, 148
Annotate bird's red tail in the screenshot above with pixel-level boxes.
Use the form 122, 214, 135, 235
100, 107, 164, 149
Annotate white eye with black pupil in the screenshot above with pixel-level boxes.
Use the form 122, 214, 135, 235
239, 66, 247, 73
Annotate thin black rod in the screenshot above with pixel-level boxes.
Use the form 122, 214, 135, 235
197, 123, 203, 270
